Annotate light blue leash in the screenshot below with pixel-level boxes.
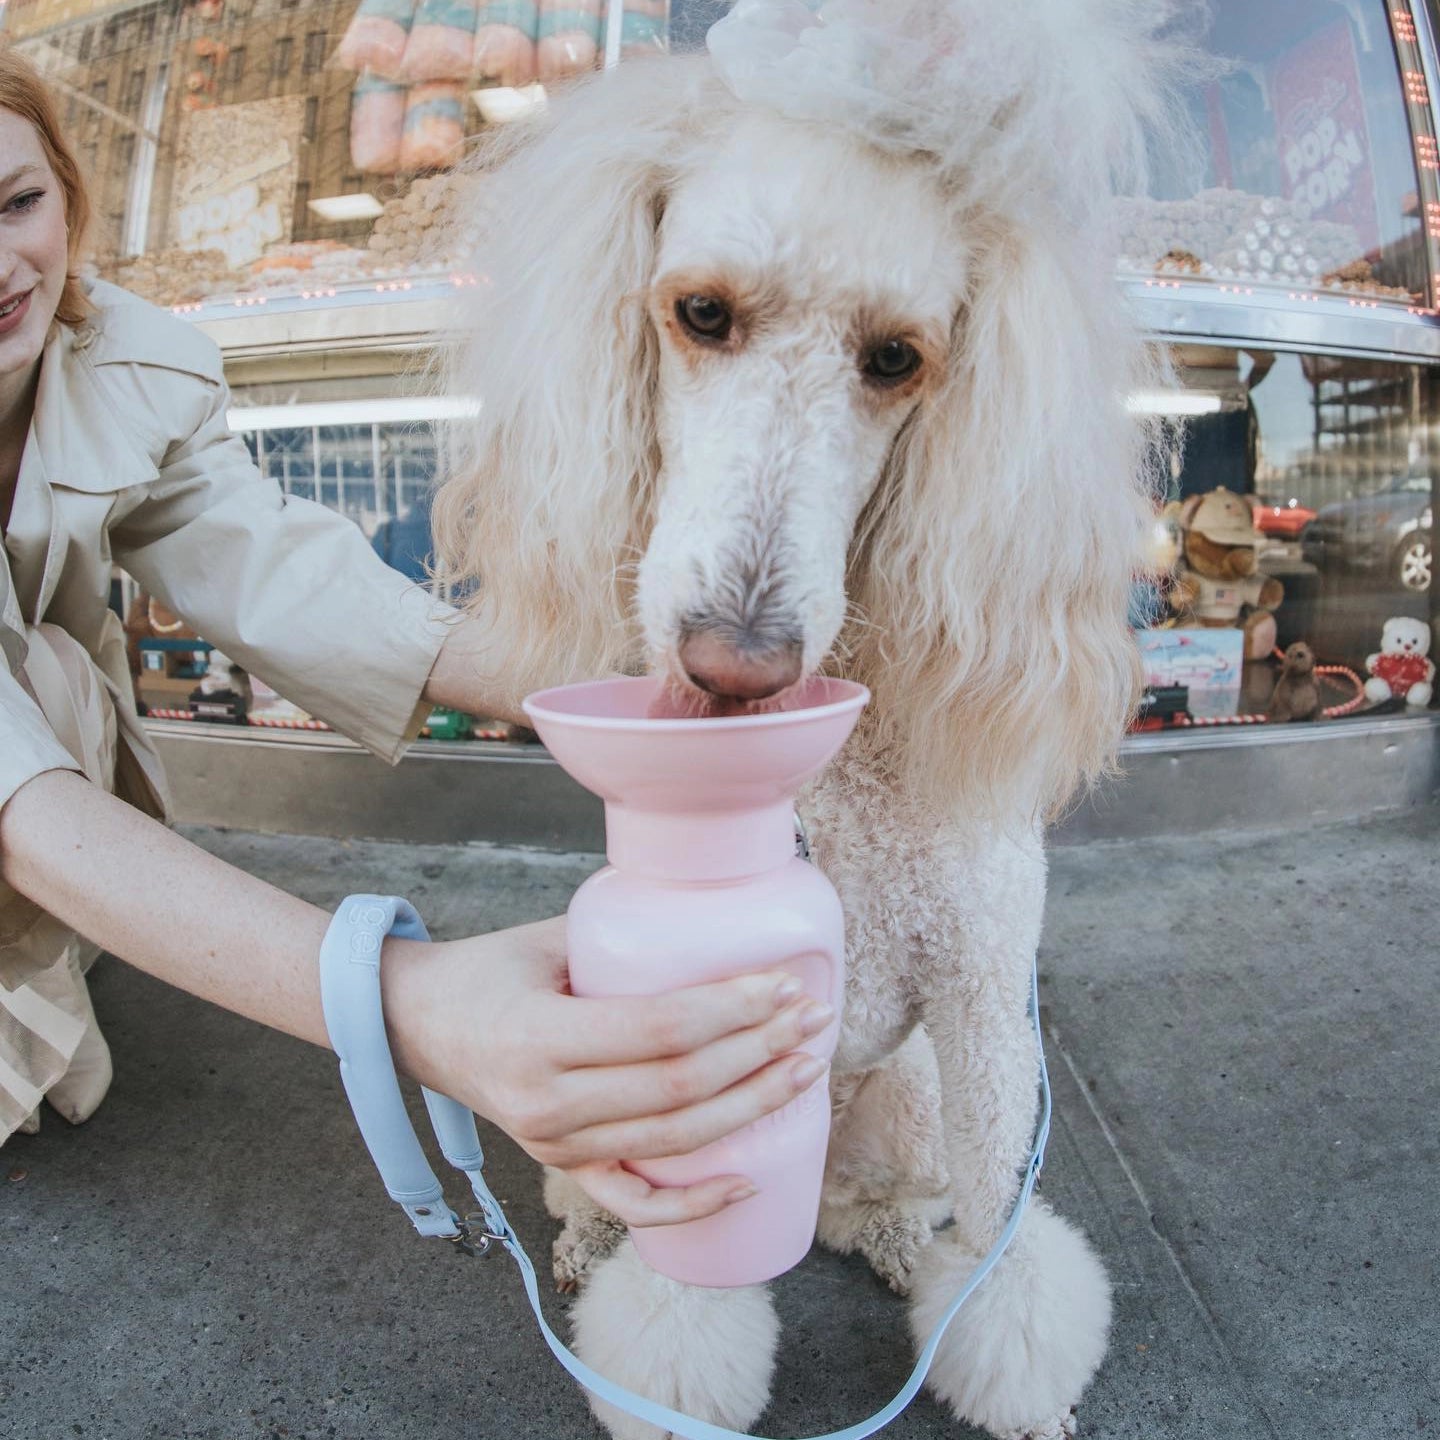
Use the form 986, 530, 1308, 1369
320, 894, 1052, 1440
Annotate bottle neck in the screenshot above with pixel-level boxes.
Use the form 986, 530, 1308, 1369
604, 799, 797, 883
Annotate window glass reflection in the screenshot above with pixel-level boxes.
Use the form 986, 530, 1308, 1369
1124, 1, 1428, 305
231, 416, 440, 581
1138, 347, 1435, 723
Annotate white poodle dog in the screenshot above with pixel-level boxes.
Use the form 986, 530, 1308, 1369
432, 3, 1195, 1436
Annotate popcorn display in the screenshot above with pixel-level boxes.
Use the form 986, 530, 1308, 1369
103, 248, 238, 307
1117, 189, 1419, 302
364, 172, 465, 272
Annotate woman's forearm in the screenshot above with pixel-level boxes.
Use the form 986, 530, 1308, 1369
0, 768, 336, 1045
0, 768, 833, 1227
421, 613, 526, 725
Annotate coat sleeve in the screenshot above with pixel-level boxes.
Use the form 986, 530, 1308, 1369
0, 652, 84, 816
107, 359, 457, 765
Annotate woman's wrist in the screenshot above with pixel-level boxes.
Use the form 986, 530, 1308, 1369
377, 932, 465, 1098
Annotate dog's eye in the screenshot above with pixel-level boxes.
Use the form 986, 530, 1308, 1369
676, 295, 733, 341
863, 339, 922, 386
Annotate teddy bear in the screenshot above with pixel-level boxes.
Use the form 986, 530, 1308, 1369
1364, 616, 1434, 707
1168, 488, 1284, 661
1266, 640, 1322, 722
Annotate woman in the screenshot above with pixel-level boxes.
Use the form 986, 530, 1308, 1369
0, 46, 830, 1224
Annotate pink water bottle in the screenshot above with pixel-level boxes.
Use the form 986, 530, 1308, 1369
522, 675, 868, 1287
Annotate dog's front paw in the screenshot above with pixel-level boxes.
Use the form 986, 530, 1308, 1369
572, 1241, 779, 1440
908, 1201, 1110, 1438
552, 1207, 629, 1294
817, 1198, 934, 1295
998, 1408, 1077, 1440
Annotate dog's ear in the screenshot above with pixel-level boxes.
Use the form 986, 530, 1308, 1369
431, 60, 713, 710
847, 214, 1163, 823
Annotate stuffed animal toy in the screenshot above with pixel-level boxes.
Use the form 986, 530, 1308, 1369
1129, 504, 1184, 628
1365, 616, 1434, 707
1266, 640, 1322, 722
1170, 488, 1283, 661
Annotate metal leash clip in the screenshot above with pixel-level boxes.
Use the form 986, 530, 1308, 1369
451, 1212, 507, 1259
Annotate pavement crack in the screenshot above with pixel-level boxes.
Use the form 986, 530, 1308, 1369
1046, 1021, 1285, 1440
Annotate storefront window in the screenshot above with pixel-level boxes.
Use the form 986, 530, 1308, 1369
1122, 1, 1434, 307
1, 0, 706, 313
234, 395, 443, 575
1135, 347, 1437, 724
8, 2, 1432, 733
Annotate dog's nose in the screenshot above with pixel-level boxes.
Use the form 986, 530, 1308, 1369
680, 630, 803, 702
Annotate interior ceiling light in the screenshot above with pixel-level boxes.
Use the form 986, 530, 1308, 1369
1125, 390, 1226, 416
308, 192, 385, 222
227, 397, 481, 432
471, 83, 547, 124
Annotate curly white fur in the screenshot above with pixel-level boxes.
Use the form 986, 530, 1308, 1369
432, 4, 1197, 1435
573, 1239, 781, 1440
908, 1202, 1113, 1437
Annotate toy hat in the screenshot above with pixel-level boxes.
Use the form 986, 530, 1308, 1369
1185, 489, 1259, 547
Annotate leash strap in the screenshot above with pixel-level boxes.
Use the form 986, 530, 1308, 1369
320, 894, 1052, 1440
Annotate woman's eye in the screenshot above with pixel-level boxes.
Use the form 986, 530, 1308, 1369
863, 339, 922, 386
6, 190, 45, 214
676, 294, 733, 341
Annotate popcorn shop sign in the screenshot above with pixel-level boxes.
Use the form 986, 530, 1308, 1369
1271, 18, 1381, 254
175, 181, 283, 268
169, 96, 306, 270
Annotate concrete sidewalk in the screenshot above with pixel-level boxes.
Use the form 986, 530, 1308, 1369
4, 807, 1438, 1440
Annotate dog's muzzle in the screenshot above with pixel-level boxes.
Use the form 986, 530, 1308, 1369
678, 622, 803, 702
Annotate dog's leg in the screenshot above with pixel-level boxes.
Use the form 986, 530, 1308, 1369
907, 847, 1111, 1440
817, 1028, 951, 1295
543, 1167, 629, 1294
570, 1240, 780, 1440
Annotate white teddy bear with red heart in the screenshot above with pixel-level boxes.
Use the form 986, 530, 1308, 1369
1365, 616, 1434, 707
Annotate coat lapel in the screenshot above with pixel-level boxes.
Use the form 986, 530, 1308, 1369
30, 322, 152, 620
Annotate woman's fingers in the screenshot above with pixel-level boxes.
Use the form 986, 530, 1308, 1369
566, 1161, 759, 1228
543, 1049, 828, 1168
548, 969, 812, 1066
543, 997, 834, 1132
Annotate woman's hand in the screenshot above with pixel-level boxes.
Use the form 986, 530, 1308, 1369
381, 916, 834, 1227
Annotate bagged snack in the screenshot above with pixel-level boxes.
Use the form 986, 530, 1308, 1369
473, 0, 538, 87
536, 0, 602, 81
350, 71, 408, 173
400, 81, 467, 169
398, 0, 480, 81
621, 0, 668, 58
336, 0, 417, 78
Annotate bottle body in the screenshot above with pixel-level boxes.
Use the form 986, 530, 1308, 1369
567, 857, 844, 1287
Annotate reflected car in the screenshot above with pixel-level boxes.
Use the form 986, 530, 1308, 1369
1251, 495, 1317, 539
1301, 475, 1433, 593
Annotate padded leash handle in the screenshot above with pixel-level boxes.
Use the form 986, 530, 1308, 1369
320, 894, 1051, 1440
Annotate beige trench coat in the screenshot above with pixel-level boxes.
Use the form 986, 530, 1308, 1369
1, 280, 454, 1137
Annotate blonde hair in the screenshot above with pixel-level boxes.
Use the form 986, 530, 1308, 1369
0, 44, 93, 327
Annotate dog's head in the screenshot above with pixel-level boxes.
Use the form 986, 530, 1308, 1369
636, 111, 965, 710
434, 1, 1200, 815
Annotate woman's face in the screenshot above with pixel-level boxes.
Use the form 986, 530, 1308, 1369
0, 109, 69, 389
